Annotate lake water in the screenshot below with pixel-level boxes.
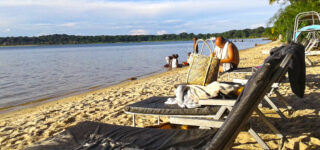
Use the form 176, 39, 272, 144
0, 38, 270, 109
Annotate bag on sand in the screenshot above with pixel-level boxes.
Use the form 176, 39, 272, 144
186, 39, 220, 86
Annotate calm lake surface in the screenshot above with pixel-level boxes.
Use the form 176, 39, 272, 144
0, 39, 270, 109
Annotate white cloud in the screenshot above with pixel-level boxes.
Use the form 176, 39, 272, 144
59, 23, 76, 27
3, 28, 10, 32
250, 23, 266, 29
0, 0, 282, 36
130, 29, 148, 35
35, 23, 53, 26
0, 0, 276, 19
216, 20, 230, 23
157, 30, 167, 35
163, 19, 183, 24
37, 32, 50, 36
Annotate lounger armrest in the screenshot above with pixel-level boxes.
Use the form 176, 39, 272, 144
232, 79, 248, 85
233, 79, 279, 88
198, 99, 236, 106
306, 50, 320, 55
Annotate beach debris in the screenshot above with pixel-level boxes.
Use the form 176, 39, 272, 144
128, 77, 137, 80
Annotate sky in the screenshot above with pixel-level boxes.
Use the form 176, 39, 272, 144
0, 0, 285, 37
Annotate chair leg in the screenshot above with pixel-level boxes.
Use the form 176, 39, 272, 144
227, 106, 233, 111
248, 128, 270, 150
274, 90, 293, 110
132, 114, 136, 127
305, 56, 313, 66
214, 106, 228, 120
255, 108, 284, 139
264, 96, 288, 120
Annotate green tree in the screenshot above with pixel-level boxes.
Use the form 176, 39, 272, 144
264, 0, 320, 41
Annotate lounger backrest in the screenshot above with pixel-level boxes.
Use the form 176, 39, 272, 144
206, 52, 292, 150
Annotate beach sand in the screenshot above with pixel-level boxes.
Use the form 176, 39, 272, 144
1, 41, 320, 149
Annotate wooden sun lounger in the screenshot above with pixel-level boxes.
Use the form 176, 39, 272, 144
170, 53, 292, 149
123, 53, 293, 149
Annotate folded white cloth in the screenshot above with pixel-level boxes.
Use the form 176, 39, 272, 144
165, 82, 240, 108
164, 98, 177, 104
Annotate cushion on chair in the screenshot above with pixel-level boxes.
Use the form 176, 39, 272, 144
124, 96, 222, 115
27, 121, 217, 150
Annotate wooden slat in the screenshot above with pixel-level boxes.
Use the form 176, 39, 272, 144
170, 117, 224, 128
198, 99, 236, 106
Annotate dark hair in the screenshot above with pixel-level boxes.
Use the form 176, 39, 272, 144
216, 36, 225, 42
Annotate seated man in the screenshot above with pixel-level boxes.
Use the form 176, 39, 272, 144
182, 52, 192, 66
213, 36, 240, 72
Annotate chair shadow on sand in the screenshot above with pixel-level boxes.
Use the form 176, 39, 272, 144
232, 74, 320, 149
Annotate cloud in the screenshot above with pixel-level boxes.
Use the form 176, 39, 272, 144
157, 30, 167, 35
216, 20, 230, 23
37, 32, 50, 36
250, 23, 266, 29
3, 28, 10, 32
163, 19, 183, 24
0, 0, 283, 36
0, 0, 277, 19
35, 23, 53, 26
59, 23, 76, 27
130, 29, 148, 35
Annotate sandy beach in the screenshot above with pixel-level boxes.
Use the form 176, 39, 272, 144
1, 41, 320, 149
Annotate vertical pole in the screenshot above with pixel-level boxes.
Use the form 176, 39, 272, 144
132, 114, 135, 127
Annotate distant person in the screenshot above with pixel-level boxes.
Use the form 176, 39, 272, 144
182, 52, 192, 66
212, 36, 240, 72
164, 56, 173, 68
171, 54, 178, 68
193, 37, 199, 54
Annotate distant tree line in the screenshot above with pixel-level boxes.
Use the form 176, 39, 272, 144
0, 27, 266, 46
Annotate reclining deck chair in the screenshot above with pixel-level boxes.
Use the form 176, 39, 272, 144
27, 55, 289, 150
125, 44, 305, 125
303, 33, 320, 65
224, 43, 306, 119
293, 11, 320, 66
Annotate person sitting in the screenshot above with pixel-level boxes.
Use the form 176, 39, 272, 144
164, 56, 173, 68
171, 54, 178, 68
182, 52, 192, 66
212, 36, 240, 72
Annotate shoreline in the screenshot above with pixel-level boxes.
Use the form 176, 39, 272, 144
0, 67, 187, 118
0, 68, 171, 115
0, 37, 268, 48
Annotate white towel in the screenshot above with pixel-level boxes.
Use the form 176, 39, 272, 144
214, 42, 232, 72
165, 82, 240, 108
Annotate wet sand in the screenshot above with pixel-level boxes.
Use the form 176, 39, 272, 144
1, 40, 320, 149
